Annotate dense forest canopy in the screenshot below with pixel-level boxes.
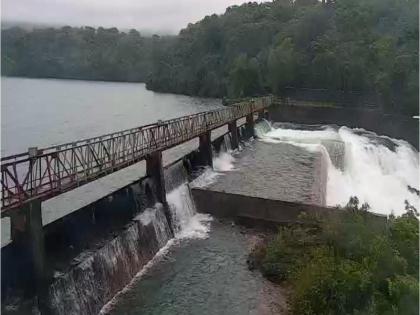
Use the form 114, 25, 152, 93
2, 0, 419, 115
1, 26, 173, 82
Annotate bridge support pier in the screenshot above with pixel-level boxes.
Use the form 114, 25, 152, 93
258, 110, 266, 120
245, 113, 255, 138
10, 200, 51, 313
199, 131, 213, 168
146, 151, 174, 233
146, 151, 167, 205
228, 121, 239, 150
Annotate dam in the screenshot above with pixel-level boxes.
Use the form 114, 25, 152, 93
1, 96, 419, 315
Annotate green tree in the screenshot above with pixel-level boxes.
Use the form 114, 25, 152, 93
267, 38, 297, 93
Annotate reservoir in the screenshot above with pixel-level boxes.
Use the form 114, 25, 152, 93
1, 77, 222, 156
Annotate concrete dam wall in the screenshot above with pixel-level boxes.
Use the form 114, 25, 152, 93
1, 126, 248, 315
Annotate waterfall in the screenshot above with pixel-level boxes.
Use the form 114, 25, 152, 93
260, 124, 419, 216
48, 186, 210, 315
135, 204, 172, 248
97, 163, 216, 315
48, 204, 173, 315
47, 155, 216, 315
167, 184, 212, 239
254, 119, 272, 138
164, 160, 189, 192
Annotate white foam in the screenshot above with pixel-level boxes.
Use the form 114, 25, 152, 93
213, 151, 236, 172
265, 126, 340, 142
167, 183, 213, 239
264, 125, 419, 216
190, 167, 220, 188
191, 150, 236, 189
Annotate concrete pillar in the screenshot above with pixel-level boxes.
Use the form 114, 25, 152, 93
245, 113, 255, 138
146, 151, 173, 234
11, 200, 51, 313
199, 131, 213, 167
146, 151, 167, 205
228, 121, 239, 150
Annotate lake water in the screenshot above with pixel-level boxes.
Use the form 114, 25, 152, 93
1, 77, 223, 246
1, 77, 222, 156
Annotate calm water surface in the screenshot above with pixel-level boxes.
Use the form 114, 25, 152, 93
1, 77, 222, 156
1, 77, 222, 245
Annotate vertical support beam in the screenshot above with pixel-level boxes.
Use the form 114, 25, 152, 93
146, 151, 167, 205
199, 131, 213, 168
245, 113, 255, 138
27, 200, 51, 314
11, 199, 50, 313
146, 151, 173, 234
228, 120, 239, 150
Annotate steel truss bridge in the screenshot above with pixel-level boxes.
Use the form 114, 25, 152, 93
1, 96, 272, 216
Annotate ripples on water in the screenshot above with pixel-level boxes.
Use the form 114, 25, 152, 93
104, 221, 271, 315
1, 77, 222, 155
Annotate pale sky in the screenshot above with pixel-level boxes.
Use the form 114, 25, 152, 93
1, 0, 256, 34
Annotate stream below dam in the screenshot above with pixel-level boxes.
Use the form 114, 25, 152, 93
103, 219, 286, 315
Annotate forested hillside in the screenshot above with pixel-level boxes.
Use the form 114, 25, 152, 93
146, 0, 418, 114
1, 26, 174, 82
2, 0, 418, 114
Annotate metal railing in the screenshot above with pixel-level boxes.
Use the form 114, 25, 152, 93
1, 96, 272, 214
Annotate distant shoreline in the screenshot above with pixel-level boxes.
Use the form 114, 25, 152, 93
1, 74, 146, 85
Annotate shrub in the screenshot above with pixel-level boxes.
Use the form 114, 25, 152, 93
259, 199, 419, 315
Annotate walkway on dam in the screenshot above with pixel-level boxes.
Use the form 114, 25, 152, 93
1, 95, 269, 247
1, 97, 270, 215
1, 122, 240, 246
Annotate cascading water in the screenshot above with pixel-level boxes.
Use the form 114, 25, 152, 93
48, 206, 173, 315
100, 154, 236, 314
167, 184, 212, 239
260, 124, 419, 216
164, 150, 237, 239
254, 119, 272, 138
136, 204, 173, 248
47, 153, 230, 315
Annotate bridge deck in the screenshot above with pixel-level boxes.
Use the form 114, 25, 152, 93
1, 97, 271, 216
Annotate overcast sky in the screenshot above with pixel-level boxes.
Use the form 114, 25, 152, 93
2, 0, 254, 34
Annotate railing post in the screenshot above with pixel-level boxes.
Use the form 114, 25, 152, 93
28, 147, 38, 197
228, 120, 239, 150
199, 131, 213, 167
